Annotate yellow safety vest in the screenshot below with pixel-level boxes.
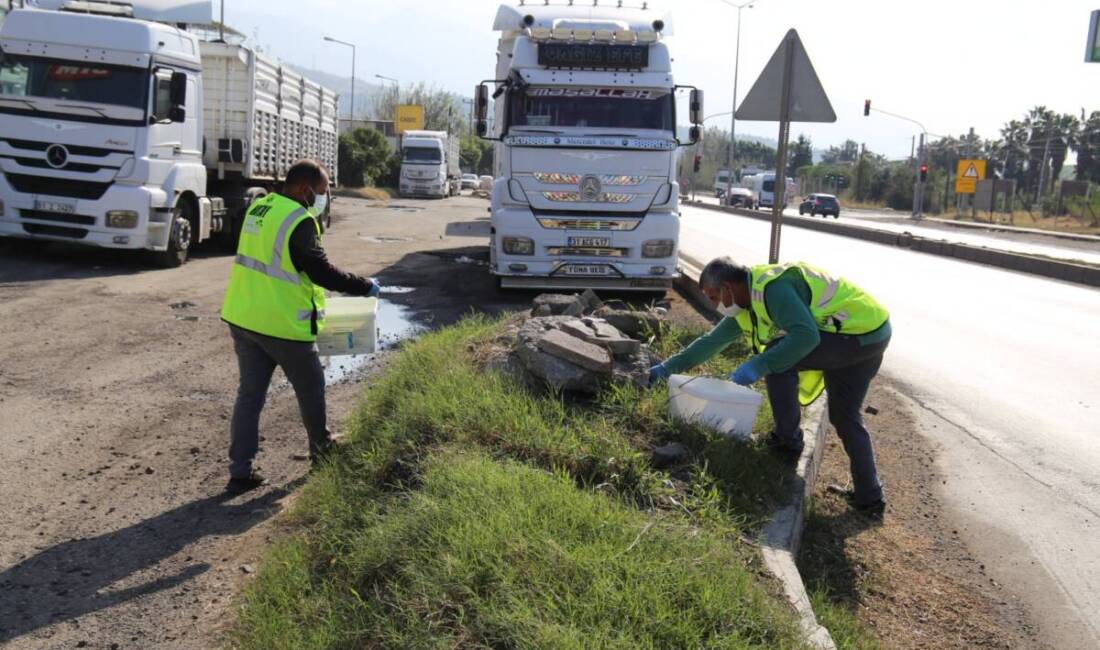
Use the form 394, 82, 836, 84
743, 262, 890, 405
220, 193, 326, 341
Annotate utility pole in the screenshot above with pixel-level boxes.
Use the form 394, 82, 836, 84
914, 132, 926, 219
855, 142, 865, 202
1037, 132, 1053, 204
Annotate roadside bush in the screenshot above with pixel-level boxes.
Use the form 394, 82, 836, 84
337, 128, 391, 188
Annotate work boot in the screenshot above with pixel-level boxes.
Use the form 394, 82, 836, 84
226, 470, 268, 494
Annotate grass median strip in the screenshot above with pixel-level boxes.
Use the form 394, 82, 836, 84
231, 315, 870, 648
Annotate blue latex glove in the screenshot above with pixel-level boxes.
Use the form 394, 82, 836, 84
365, 278, 381, 298
648, 363, 670, 385
731, 356, 766, 386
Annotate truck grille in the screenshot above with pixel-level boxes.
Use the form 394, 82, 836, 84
546, 246, 628, 257
12, 157, 102, 174
5, 173, 110, 200
536, 218, 641, 231
3, 139, 127, 157
21, 209, 96, 226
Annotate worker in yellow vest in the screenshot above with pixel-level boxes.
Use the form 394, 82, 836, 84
650, 257, 891, 518
220, 159, 379, 494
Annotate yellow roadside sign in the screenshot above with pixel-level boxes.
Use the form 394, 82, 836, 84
955, 159, 986, 194
395, 104, 424, 134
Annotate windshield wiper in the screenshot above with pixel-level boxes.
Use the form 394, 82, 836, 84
0, 97, 43, 113
54, 103, 110, 118
511, 128, 565, 135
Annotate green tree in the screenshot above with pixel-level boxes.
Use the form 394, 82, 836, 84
338, 128, 392, 188
821, 139, 860, 165
459, 135, 482, 174
788, 134, 813, 172
1075, 111, 1100, 183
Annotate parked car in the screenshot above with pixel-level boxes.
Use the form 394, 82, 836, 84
798, 193, 840, 218
725, 187, 756, 209
479, 175, 494, 191
461, 173, 480, 190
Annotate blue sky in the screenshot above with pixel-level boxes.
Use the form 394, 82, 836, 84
220, 0, 1099, 159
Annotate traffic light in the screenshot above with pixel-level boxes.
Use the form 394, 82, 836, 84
693, 155, 701, 173
919, 163, 928, 182
863, 99, 871, 116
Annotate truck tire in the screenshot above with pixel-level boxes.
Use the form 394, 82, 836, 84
152, 202, 195, 268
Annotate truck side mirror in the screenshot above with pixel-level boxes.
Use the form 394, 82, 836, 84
689, 125, 701, 145
169, 71, 187, 123
475, 84, 489, 138
689, 89, 703, 125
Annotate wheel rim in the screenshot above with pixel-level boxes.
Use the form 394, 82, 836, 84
172, 215, 192, 252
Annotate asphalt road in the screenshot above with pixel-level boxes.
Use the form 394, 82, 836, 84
679, 204, 1100, 649
692, 195, 1100, 266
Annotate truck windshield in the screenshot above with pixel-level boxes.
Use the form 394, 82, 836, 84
403, 147, 442, 164
763, 180, 775, 192
0, 53, 148, 111
510, 87, 673, 131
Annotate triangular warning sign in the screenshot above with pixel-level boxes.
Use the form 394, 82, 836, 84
963, 163, 979, 178
735, 29, 836, 123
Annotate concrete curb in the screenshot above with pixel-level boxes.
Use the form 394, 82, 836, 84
674, 260, 836, 650
687, 200, 1100, 288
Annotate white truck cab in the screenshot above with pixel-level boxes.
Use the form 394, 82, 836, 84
398, 129, 460, 199
476, 3, 703, 291
0, 6, 209, 265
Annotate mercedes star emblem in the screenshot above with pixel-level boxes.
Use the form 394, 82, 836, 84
45, 144, 70, 169
580, 174, 602, 202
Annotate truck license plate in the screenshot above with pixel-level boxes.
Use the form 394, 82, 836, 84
33, 199, 76, 214
568, 236, 611, 247
559, 264, 615, 276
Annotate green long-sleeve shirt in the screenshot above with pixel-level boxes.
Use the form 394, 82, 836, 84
663, 269, 891, 375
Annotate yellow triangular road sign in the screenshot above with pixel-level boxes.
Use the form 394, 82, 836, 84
963, 163, 979, 178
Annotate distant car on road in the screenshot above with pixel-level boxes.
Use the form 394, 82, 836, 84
724, 187, 756, 209
479, 175, 493, 191
799, 193, 840, 218
461, 173, 479, 190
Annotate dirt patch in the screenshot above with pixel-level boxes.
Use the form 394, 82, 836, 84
799, 385, 1045, 649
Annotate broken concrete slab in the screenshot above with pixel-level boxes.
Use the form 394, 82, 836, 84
538, 328, 612, 373
561, 319, 641, 358
591, 306, 664, 339
532, 293, 584, 316
580, 288, 604, 311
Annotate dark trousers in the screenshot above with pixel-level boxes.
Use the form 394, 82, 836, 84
228, 324, 332, 479
764, 332, 890, 507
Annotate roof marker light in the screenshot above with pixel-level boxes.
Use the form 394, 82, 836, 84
531, 27, 552, 39
614, 29, 634, 43
551, 28, 572, 40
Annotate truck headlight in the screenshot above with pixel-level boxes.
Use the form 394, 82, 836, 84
106, 210, 139, 229
642, 239, 674, 258
502, 236, 534, 255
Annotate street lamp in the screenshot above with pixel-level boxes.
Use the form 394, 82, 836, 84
323, 36, 356, 125
863, 102, 947, 219
716, 0, 759, 202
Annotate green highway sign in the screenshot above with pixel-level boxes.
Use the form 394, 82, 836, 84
1088, 10, 1100, 62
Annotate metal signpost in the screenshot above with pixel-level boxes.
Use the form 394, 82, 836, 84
1087, 10, 1100, 62
735, 29, 836, 263
955, 159, 986, 195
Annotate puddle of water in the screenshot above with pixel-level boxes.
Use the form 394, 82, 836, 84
386, 205, 425, 212
321, 298, 425, 385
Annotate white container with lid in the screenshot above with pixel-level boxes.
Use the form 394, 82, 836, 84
668, 374, 764, 441
316, 296, 377, 357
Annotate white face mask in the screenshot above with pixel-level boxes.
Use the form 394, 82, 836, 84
311, 192, 328, 218
715, 287, 743, 318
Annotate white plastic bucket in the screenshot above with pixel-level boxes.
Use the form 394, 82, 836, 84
316, 296, 377, 357
668, 374, 764, 441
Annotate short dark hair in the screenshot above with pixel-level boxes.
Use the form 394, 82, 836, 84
284, 159, 328, 190
699, 256, 750, 289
